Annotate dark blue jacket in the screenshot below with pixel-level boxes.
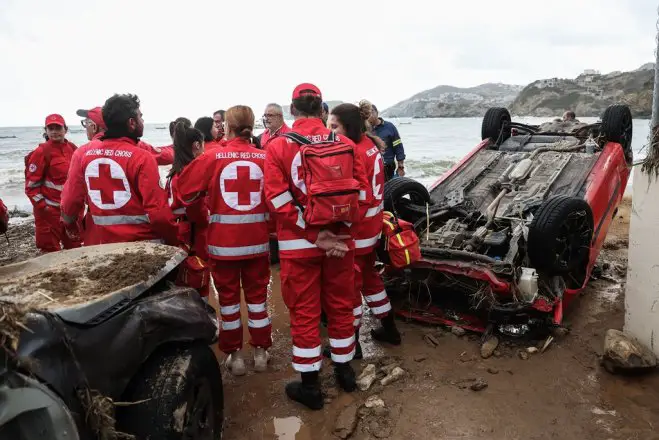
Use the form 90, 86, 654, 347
373, 118, 405, 164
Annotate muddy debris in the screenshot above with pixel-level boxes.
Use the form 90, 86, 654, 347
451, 326, 466, 337
380, 367, 405, 386
602, 329, 658, 374
364, 395, 386, 409
518, 351, 529, 360
526, 347, 539, 354
413, 355, 427, 362
487, 367, 499, 375
357, 364, 378, 391
470, 378, 488, 392
423, 333, 440, 347
480, 335, 499, 359
87, 252, 170, 295
334, 403, 359, 439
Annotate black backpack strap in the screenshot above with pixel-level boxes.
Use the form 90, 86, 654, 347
282, 132, 311, 145
328, 131, 336, 142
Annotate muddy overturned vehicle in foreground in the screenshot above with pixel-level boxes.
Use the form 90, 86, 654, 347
384, 105, 632, 336
0, 242, 222, 440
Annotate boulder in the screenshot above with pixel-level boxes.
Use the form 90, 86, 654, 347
602, 329, 658, 374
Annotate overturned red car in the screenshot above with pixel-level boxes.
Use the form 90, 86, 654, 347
383, 104, 633, 336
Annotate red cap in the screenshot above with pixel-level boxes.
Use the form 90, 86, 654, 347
77, 107, 106, 129
45, 114, 66, 127
292, 83, 322, 100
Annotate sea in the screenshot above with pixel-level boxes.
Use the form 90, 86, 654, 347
0, 117, 650, 212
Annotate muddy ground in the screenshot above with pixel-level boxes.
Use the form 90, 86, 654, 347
2, 199, 658, 439
215, 197, 659, 440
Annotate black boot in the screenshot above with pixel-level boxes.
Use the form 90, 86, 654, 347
285, 371, 324, 410
354, 330, 363, 360
371, 312, 402, 345
334, 362, 357, 392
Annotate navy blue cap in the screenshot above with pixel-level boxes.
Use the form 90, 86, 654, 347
322, 102, 329, 112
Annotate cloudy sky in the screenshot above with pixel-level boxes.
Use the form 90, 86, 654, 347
0, 0, 657, 126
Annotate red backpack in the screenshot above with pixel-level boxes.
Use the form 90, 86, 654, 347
283, 132, 361, 226
24, 143, 52, 182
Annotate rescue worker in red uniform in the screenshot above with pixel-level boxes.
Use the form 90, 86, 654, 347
63, 106, 177, 245
166, 119, 211, 298
265, 84, 370, 410
25, 114, 81, 252
328, 102, 401, 356
179, 105, 272, 376
259, 103, 291, 149
60, 94, 177, 245
195, 117, 226, 150
0, 198, 9, 235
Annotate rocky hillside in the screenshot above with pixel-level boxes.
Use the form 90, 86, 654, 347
381, 83, 524, 118
510, 66, 654, 118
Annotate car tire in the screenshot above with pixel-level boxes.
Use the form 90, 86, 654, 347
481, 107, 512, 145
383, 177, 431, 222
116, 343, 223, 440
527, 195, 593, 274
601, 104, 633, 160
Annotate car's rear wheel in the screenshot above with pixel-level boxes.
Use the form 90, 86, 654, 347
116, 343, 223, 440
527, 195, 593, 275
383, 177, 431, 223
601, 104, 633, 161
481, 107, 512, 146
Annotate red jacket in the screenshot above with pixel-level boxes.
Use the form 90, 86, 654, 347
261, 123, 291, 149
353, 135, 385, 255
137, 141, 174, 165
60, 137, 177, 245
25, 139, 77, 210
204, 139, 227, 151
178, 137, 269, 260
264, 118, 370, 259
167, 173, 209, 260
0, 198, 8, 234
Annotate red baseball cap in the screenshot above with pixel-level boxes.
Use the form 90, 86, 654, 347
77, 107, 106, 129
44, 114, 66, 127
292, 83, 322, 100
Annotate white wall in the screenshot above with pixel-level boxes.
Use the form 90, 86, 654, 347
624, 166, 659, 356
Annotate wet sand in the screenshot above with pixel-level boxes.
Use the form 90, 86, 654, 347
3, 198, 659, 439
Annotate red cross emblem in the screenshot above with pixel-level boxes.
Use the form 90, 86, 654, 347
85, 158, 131, 210
220, 161, 263, 211
88, 163, 126, 205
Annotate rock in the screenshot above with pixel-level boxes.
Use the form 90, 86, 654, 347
551, 327, 570, 338
380, 367, 406, 386
357, 364, 377, 391
602, 329, 658, 373
334, 403, 360, 439
518, 351, 529, 360
414, 355, 427, 362
480, 336, 499, 359
493, 350, 502, 357
364, 395, 385, 409
470, 378, 488, 392
526, 347, 539, 354
487, 367, 499, 375
423, 333, 440, 347
451, 326, 466, 337
380, 363, 400, 375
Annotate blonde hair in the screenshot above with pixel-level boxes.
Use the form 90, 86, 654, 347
225, 105, 255, 139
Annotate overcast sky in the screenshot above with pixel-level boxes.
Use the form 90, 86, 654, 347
0, 0, 657, 126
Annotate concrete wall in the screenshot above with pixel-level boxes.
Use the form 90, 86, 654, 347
624, 166, 659, 356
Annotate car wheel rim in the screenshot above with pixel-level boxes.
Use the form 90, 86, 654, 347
554, 210, 591, 270
184, 378, 215, 440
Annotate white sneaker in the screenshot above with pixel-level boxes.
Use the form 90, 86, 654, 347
254, 347, 270, 372
226, 350, 246, 376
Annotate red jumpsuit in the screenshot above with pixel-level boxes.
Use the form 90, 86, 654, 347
261, 123, 291, 149
60, 137, 177, 245
0, 198, 8, 234
178, 137, 272, 353
353, 135, 391, 325
168, 173, 210, 297
265, 118, 369, 372
25, 139, 81, 252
